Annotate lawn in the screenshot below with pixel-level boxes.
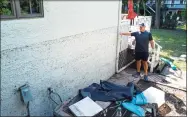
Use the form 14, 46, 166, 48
177, 24, 187, 30
151, 29, 186, 71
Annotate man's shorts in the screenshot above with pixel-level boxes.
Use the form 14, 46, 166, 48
135, 52, 149, 61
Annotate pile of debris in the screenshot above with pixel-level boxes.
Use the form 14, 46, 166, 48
50, 80, 174, 117
47, 57, 186, 117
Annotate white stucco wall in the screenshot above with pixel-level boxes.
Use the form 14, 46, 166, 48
1, 1, 119, 116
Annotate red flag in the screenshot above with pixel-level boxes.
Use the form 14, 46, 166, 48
127, 0, 137, 19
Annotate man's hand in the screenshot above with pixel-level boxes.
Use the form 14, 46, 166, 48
120, 32, 124, 36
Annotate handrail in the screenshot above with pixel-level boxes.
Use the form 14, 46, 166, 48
154, 41, 162, 49
146, 5, 155, 13
149, 40, 162, 72
118, 16, 162, 73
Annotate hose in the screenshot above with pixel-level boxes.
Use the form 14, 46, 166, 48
48, 88, 62, 106
27, 102, 30, 117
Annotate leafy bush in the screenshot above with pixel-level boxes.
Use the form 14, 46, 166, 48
162, 12, 178, 29
181, 9, 187, 21
0, 0, 12, 15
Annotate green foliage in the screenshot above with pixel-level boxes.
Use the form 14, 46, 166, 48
0, 0, 9, 6
122, 0, 127, 5
171, 13, 178, 29
181, 9, 187, 21
0, 0, 12, 15
162, 12, 178, 29
1, 7, 11, 15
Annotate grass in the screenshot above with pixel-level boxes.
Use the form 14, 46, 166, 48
151, 29, 186, 71
176, 24, 187, 30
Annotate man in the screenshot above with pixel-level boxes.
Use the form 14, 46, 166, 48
120, 23, 154, 80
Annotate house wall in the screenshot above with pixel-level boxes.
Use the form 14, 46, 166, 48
1, 1, 120, 116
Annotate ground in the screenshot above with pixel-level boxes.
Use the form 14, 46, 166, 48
151, 28, 186, 71
109, 67, 186, 116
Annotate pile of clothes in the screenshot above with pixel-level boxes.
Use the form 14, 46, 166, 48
79, 80, 153, 116
80, 80, 135, 102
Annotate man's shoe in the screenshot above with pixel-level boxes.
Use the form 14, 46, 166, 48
144, 75, 148, 81
132, 72, 141, 78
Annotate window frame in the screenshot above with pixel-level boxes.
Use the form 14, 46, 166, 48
1, 0, 44, 19
171, 0, 175, 7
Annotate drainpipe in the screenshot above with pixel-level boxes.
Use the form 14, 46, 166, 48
115, 0, 122, 73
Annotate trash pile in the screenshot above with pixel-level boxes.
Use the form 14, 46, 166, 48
52, 80, 170, 117
155, 57, 182, 76
152, 57, 186, 90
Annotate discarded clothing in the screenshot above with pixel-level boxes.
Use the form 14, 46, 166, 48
131, 93, 147, 105
122, 93, 147, 116
80, 81, 134, 102
122, 102, 145, 117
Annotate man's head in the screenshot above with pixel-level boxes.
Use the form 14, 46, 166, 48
139, 23, 146, 32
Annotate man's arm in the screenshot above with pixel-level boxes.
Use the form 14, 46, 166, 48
150, 40, 155, 49
120, 32, 131, 36
149, 33, 154, 49
120, 32, 137, 36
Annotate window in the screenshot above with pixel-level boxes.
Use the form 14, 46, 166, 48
171, 0, 175, 7
0, 0, 43, 19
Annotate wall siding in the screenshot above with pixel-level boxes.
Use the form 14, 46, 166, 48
1, 1, 119, 116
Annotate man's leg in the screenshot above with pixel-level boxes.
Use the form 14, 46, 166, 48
142, 52, 149, 80
137, 60, 142, 73
142, 61, 148, 75
132, 52, 141, 78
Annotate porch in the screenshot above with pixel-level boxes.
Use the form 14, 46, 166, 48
117, 16, 162, 73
